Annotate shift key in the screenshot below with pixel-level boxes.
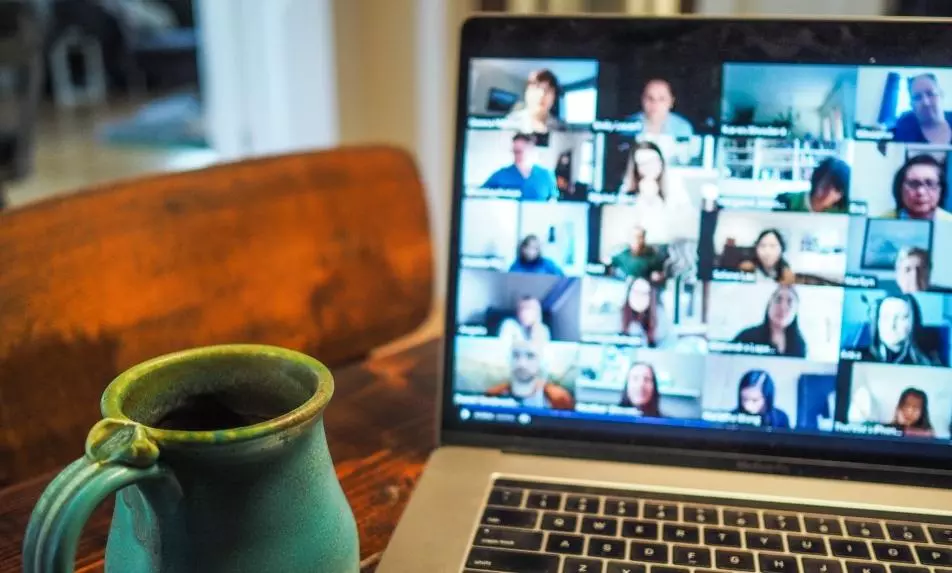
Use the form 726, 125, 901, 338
481, 507, 539, 529
473, 526, 544, 551
467, 547, 560, 572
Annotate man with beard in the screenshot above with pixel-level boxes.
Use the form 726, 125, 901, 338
486, 339, 574, 410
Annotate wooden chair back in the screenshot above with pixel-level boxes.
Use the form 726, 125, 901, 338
0, 146, 433, 484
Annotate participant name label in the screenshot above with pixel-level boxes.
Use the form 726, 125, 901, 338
834, 422, 903, 437
466, 188, 521, 199
844, 275, 877, 288
458, 325, 489, 337
709, 340, 775, 355
592, 120, 643, 133
717, 196, 784, 210
721, 124, 789, 137
855, 127, 893, 141
712, 269, 757, 283
462, 256, 507, 270
702, 411, 762, 427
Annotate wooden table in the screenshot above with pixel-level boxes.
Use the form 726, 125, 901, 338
0, 339, 441, 573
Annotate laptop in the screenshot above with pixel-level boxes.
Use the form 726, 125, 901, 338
377, 15, 952, 573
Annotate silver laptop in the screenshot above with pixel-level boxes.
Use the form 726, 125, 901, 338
378, 14, 952, 573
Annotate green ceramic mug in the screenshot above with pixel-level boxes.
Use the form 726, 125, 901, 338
22, 345, 359, 573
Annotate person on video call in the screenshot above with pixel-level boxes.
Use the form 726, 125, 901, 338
895, 247, 931, 294
738, 229, 796, 285
888, 387, 935, 438
609, 226, 664, 283
626, 79, 695, 138
618, 362, 662, 417
882, 155, 951, 221
482, 133, 557, 201
617, 141, 695, 242
509, 234, 564, 276
621, 277, 672, 348
733, 285, 808, 358
504, 69, 564, 135
892, 73, 952, 145
861, 294, 941, 366
498, 295, 551, 345
733, 370, 791, 429
485, 339, 574, 410
777, 158, 851, 213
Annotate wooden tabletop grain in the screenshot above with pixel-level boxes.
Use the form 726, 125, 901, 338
0, 338, 441, 573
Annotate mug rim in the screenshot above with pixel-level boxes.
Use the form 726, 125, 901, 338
100, 344, 334, 445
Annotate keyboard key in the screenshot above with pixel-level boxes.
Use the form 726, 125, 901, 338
789, 535, 828, 555
803, 558, 843, 573
606, 563, 646, 573
673, 545, 711, 567
765, 513, 802, 532
845, 520, 885, 539
886, 523, 926, 543
715, 549, 756, 571
643, 502, 678, 521
830, 539, 871, 559
589, 536, 626, 559
915, 545, 952, 566
622, 520, 659, 540
683, 505, 720, 525
723, 510, 760, 528
566, 495, 601, 514
891, 567, 929, 573
758, 553, 800, 573
746, 531, 785, 551
605, 498, 640, 518
929, 527, 952, 545
582, 516, 619, 536
704, 527, 742, 547
629, 542, 668, 563
846, 562, 886, 573
527, 491, 563, 511
872, 542, 915, 563
473, 526, 543, 551
481, 507, 538, 529
564, 557, 604, 573
546, 533, 585, 555
489, 487, 524, 507
805, 517, 843, 536
466, 547, 559, 572
662, 524, 700, 544
542, 513, 578, 532
652, 567, 690, 573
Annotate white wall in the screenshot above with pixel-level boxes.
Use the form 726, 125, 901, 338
461, 199, 521, 261
851, 141, 904, 216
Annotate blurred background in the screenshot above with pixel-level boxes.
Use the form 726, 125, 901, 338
0, 0, 948, 300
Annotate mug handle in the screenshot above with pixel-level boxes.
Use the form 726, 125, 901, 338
22, 418, 176, 573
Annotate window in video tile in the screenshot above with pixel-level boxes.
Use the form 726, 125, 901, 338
841, 362, 952, 440
456, 268, 582, 343
715, 138, 853, 212
468, 58, 600, 133
453, 336, 581, 412
701, 355, 838, 431
705, 210, 850, 286
839, 289, 952, 368
854, 66, 952, 144
464, 129, 597, 202
573, 345, 704, 420
720, 63, 858, 140
706, 282, 844, 363
843, 217, 952, 292
460, 198, 520, 271
851, 141, 952, 218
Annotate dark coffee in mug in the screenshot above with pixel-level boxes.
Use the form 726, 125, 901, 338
155, 393, 290, 431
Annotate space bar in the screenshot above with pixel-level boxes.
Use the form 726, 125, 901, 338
466, 547, 560, 572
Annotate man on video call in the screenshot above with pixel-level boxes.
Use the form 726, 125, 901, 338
609, 226, 664, 283
893, 73, 952, 145
626, 78, 695, 138
482, 133, 557, 201
485, 339, 574, 410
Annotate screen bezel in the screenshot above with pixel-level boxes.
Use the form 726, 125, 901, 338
441, 14, 952, 483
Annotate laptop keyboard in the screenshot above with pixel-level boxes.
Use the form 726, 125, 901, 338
463, 479, 952, 573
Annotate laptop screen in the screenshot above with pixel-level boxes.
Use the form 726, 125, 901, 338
445, 17, 952, 467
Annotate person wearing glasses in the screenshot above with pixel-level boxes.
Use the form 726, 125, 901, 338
882, 155, 952, 221
893, 73, 952, 145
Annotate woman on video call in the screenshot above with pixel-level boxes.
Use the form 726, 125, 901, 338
499, 296, 552, 345
861, 294, 941, 366
618, 141, 694, 242
504, 69, 565, 135
509, 235, 564, 276
618, 362, 662, 418
733, 370, 791, 429
883, 155, 952, 221
621, 277, 672, 348
739, 229, 796, 285
778, 157, 851, 214
732, 285, 808, 358
895, 247, 931, 294
889, 387, 935, 438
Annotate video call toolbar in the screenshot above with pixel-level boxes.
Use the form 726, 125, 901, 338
453, 57, 952, 443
